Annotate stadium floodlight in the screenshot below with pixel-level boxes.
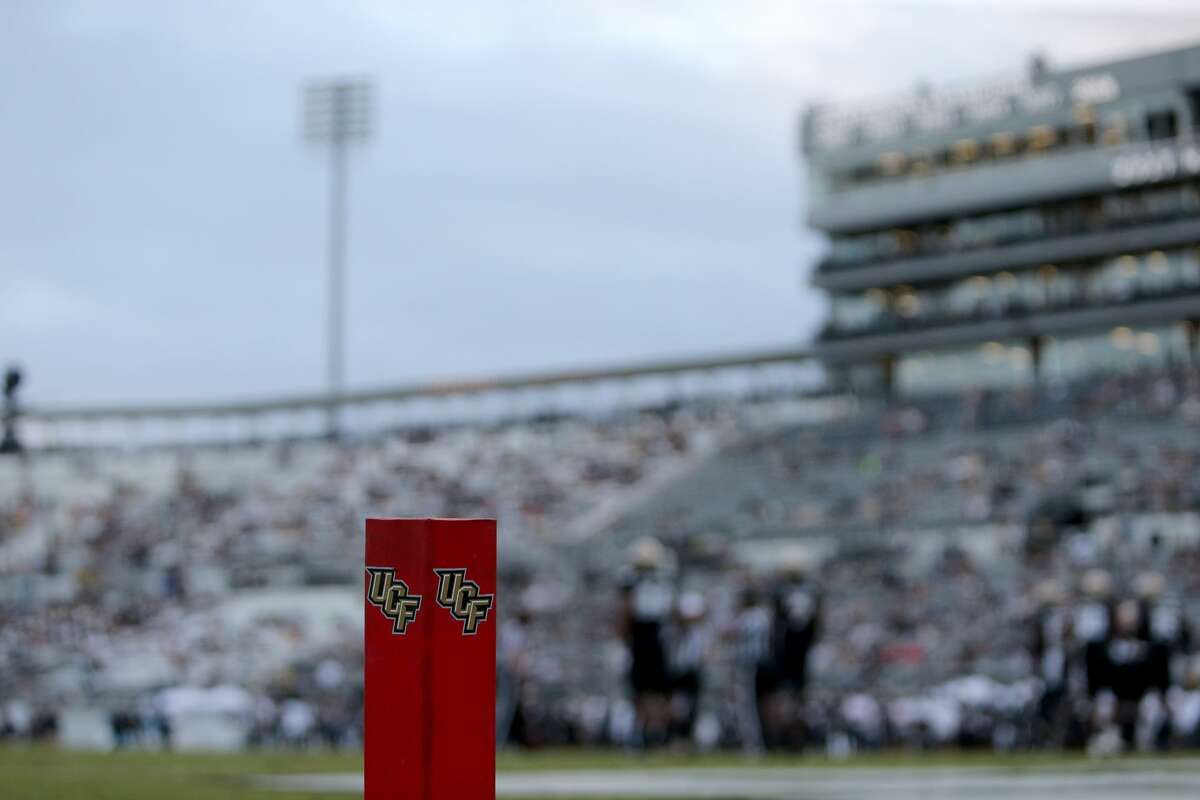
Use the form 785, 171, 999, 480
302, 77, 375, 438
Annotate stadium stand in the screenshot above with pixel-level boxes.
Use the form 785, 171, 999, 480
1, 367, 1199, 753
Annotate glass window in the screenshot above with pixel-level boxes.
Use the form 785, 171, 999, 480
1026, 124, 1057, 151
1088, 255, 1138, 302
1100, 113, 1128, 146
1041, 264, 1078, 307
989, 131, 1017, 157
878, 151, 907, 176
897, 341, 1033, 395
1141, 250, 1173, 294
1146, 109, 1178, 140
1180, 249, 1200, 287
950, 139, 979, 165
831, 291, 888, 332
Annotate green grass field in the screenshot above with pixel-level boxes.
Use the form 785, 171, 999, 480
2, 747, 358, 800
0, 746, 1186, 799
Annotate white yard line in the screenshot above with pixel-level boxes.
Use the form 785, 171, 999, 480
259, 762, 1200, 798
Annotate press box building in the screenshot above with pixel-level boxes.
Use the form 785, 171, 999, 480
803, 44, 1200, 394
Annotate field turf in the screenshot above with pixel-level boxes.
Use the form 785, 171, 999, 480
0, 745, 1174, 799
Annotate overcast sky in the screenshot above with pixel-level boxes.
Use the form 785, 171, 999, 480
4, 1, 1200, 406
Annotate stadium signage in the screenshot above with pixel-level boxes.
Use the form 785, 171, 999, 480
1110, 143, 1200, 188
365, 566, 422, 634
365, 565, 495, 635
434, 567, 495, 634
1070, 72, 1120, 105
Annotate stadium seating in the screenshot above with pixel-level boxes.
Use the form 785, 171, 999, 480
1, 367, 1199, 750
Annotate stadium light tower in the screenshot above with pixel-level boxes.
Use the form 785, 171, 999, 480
303, 77, 374, 438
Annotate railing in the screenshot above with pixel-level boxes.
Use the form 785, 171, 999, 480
821, 191, 1200, 273
14, 346, 822, 449
821, 284, 1200, 342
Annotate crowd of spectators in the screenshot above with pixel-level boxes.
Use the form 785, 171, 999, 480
0, 403, 747, 748
1, 366, 1198, 754
617, 366, 1200, 542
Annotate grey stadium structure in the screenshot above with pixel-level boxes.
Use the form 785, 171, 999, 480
804, 43, 1200, 395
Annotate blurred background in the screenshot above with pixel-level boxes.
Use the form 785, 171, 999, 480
5, 1, 1200, 796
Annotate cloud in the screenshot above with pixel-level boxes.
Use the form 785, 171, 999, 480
0, 277, 91, 331
1, 2, 1199, 405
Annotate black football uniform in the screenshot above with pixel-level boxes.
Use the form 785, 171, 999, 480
622, 570, 674, 695
772, 579, 821, 693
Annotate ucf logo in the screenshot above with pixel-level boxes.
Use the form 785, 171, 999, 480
365, 567, 422, 634
434, 568, 494, 635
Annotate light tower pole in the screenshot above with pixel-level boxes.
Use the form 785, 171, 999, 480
303, 78, 374, 438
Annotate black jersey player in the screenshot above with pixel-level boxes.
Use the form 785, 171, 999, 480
619, 537, 675, 748
764, 546, 821, 750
